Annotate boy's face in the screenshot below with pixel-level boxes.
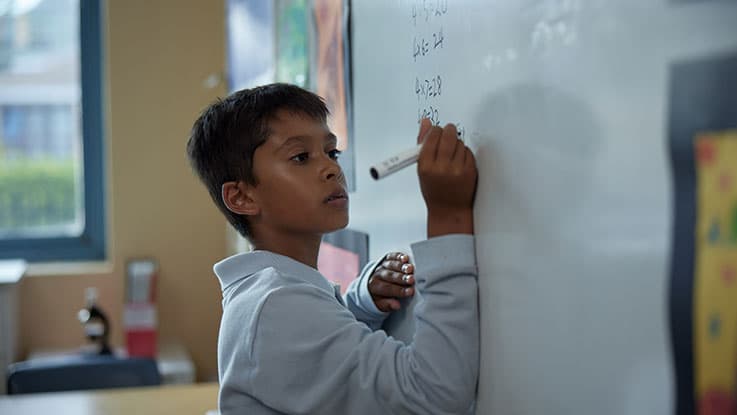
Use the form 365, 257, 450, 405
248, 109, 348, 236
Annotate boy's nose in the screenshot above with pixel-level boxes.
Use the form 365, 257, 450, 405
321, 158, 342, 182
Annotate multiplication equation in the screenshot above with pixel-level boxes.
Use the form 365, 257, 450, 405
415, 75, 442, 101
411, 0, 448, 26
412, 27, 444, 61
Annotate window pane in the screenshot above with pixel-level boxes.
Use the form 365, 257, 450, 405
0, 0, 83, 238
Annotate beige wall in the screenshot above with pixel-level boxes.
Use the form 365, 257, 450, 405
19, 0, 228, 382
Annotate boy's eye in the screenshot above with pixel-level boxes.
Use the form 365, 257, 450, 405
290, 152, 309, 163
328, 149, 342, 160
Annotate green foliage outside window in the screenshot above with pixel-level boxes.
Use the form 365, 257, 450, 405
0, 160, 76, 231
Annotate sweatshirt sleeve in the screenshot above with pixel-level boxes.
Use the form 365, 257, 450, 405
246, 234, 479, 415
343, 258, 390, 330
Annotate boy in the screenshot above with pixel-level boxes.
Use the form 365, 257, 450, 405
187, 83, 478, 414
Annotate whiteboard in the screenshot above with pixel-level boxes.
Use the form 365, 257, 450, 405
348, 1, 737, 414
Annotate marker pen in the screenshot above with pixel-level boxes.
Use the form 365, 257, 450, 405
369, 144, 422, 180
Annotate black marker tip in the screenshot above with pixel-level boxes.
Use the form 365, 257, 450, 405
370, 167, 379, 180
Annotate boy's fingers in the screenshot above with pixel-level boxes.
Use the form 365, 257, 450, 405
401, 263, 414, 275
374, 297, 401, 312
445, 123, 461, 159
369, 278, 415, 298
419, 126, 442, 162
436, 124, 459, 162
464, 146, 477, 169
451, 130, 464, 163
376, 268, 414, 285
417, 118, 433, 145
381, 259, 414, 274
383, 252, 409, 263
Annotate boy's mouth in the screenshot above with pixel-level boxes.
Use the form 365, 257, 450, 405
324, 190, 348, 203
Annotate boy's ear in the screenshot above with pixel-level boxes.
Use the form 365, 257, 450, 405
222, 181, 260, 216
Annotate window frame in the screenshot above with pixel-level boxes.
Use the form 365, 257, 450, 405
0, 0, 107, 262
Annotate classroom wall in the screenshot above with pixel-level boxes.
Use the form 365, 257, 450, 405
18, 0, 228, 382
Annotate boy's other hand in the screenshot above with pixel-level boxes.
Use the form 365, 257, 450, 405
368, 252, 415, 312
417, 118, 477, 237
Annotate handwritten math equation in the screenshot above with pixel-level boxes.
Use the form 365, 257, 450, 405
408, 0, 462, 139
411, 0, 448, 26
412, 27, 444, 62
415, 75, 442, 101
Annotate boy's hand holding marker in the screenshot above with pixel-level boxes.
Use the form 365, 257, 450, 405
417, 118, 477, 237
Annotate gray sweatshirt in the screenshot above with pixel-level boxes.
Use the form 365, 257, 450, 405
214, 234, 479, 414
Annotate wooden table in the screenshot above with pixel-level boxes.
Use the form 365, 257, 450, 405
0, 382, 219, 415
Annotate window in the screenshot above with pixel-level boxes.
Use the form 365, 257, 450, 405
0, 0, 105, 262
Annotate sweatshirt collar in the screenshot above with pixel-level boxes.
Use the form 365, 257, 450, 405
213, 250, 335, 294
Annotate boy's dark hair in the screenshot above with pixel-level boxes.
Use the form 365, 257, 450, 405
186, 83, 329, 239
